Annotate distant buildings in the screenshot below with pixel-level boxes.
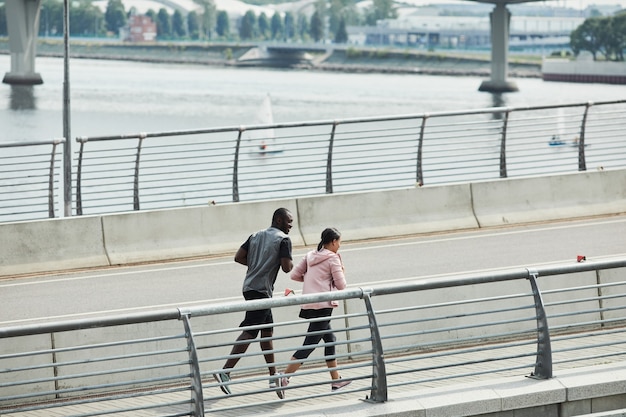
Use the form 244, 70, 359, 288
120, 15, 157, 42
348, 14, 585, 50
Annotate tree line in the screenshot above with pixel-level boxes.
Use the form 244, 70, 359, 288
0, 0, 623, 55
0, 0, 396, 43
570, 12, 626, 61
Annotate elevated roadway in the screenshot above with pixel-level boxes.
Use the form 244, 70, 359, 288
2, 214, 625, 327
1, 214, 626, 417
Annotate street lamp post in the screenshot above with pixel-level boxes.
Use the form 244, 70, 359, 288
63, 0, 72, 217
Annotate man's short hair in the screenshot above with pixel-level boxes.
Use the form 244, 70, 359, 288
272, 207, 291, 223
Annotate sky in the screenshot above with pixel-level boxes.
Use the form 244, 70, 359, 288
103, 0, 624, 16
408, 0, 624, 10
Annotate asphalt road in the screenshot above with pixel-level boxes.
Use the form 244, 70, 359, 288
2, 214, 625, 328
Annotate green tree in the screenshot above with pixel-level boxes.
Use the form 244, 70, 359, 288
270, 12, 283, 40
613, 13, 626, 61
297, 12, 309, 40
328, 0, 343, 38
216, 10, 230, 38
597, 16, 618, 60
38, 0, 64, 36
239, 10, 256, 40
570, 17, 603, 60
70, 0, 104, 36
334, 16, 348, 43
201, 0, 216, 39
310, 10, 323, 42
0, 5, 6, 36
104, 0, 127, 34
258, 12, 270, 39
172, 10, 186, 37
283, 11, 295, 40
187, 11, 201, 39
156, 8, 172, 38
341, 2, 363, 26
146, 9, 157, 25
366, 0, 397, 26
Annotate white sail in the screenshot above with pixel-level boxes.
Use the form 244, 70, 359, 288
248, 94, 282, 154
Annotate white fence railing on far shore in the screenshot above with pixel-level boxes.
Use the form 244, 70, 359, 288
1, 257, 626, 416
1, 99, 625, 223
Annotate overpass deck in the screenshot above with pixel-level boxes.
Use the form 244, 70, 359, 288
4, 330, 626, 417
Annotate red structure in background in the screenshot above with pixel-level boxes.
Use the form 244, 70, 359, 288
124, 15, 157, 42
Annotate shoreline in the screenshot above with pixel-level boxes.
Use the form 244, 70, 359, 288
0, 38, 542, 78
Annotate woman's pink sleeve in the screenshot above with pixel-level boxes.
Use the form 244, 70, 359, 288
330, 256, 347, 290
290, 255, 307, 282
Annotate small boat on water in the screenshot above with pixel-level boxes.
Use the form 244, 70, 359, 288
549, 135, 588, 148
549, 135, 566, 146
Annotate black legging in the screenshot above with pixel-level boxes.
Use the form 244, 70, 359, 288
293, 308, 336, 360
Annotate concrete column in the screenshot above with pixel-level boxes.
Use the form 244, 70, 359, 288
3, 0, 44, 85
479, 3, 517, 93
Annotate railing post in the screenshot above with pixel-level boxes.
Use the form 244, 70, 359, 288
76, 137, 87, 216
526, 268, 553, 379
181, 314, 205, 417
499, 109, 510, 178
361, 290, 387, 403
416, 115, 427, 186
133, 134, 146, 211
326, 122, 337, 194
578, 102, 591, 171
48, 141, 61, 218
233, 128, 244, 202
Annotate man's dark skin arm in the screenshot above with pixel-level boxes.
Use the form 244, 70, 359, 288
234, 247, 248, 266
281, 257, 293, 273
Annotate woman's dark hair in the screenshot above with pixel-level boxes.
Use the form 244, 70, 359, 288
317, 227, 341, 251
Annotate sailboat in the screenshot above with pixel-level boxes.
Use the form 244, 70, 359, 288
248, 94, 283, 155
548, 108, 567, 147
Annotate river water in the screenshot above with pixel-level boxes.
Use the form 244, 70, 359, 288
1, 54, 626, 143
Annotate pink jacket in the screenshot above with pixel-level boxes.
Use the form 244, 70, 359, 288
291, 248, 347, 309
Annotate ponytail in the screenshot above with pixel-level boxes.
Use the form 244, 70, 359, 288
317, 227, 341, 251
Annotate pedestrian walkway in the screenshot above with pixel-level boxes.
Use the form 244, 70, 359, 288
4, 329, 626, 417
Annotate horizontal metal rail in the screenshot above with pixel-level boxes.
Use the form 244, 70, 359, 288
2, 100, 626, 223
1, 257, 625, 416
0, 139, 65, 221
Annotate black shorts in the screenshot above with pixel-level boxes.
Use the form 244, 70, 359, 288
240, 291, 273, 334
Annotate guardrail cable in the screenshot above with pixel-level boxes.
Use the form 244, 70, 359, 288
2, 259, 625, 416
2, 100, 626, 222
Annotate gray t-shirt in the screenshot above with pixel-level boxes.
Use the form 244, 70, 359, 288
241, 226, 292, 297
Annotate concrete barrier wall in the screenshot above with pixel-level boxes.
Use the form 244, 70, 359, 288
1, 169, 625, 277
0, 216, 108, 276
296, 184, 478, 245
471, 169, 626, 227
101, 199, 304, 265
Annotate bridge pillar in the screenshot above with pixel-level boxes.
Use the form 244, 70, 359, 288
479, 3, 518, 93
3, 0, 44, 85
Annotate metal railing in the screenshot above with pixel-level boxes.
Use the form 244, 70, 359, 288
0, 139, 65, 221
2, 100, 626, 222
1, 257, 625, 416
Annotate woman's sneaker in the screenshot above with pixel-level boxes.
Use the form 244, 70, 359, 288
270, 373, 288, 399
331, 377, 351, 391
213, 372, 231, 395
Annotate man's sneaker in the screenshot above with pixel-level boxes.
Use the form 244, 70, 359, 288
213, 372, 232, 395
331, 377, 352, 391
270, 373, 287, 399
